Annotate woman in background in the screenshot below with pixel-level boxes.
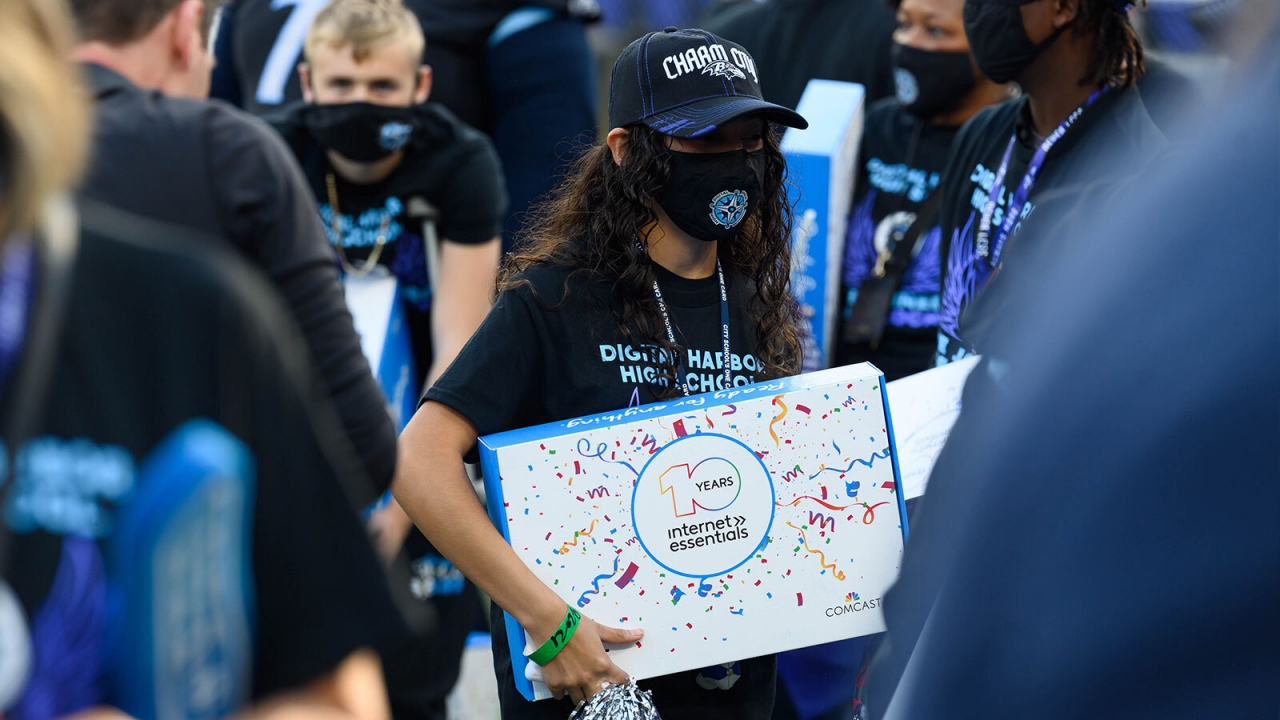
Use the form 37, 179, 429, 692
934, 0, 1165, 365
836, 0, 1009, 382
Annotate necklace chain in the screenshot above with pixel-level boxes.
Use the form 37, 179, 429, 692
325, 173, 389, 277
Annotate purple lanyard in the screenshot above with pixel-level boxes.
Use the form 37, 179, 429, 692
975, 87, 1106, 267
0, 240, 35, 394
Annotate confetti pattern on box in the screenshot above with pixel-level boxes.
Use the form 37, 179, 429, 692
487, 368, 904, 684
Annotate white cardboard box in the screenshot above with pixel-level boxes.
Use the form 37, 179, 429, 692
782, 80, 866, 372
479, 363, 907, 701
343, 272, 418, 431
885, 357, 980, 499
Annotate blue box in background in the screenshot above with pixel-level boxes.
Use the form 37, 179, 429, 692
781, 80, 866, 371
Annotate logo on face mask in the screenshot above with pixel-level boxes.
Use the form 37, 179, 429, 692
709, 190, 749, 229
379, 121, 413, 151
894, 68, 919, 106
701, 61, 746, 81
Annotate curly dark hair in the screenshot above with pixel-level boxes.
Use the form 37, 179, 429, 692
498, 123, 803, 398
1074, 0, 1148, 88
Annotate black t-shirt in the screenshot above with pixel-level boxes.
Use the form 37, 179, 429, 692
425, 259, 778, 719
271, 101, 502, 716
269, 101, 506, 368
5, 204, 402, 714
220, 0, 597, 115
701, 0, 897, 110
836, 99, 958, 381
934, 86, 1168, 366
77, 63, 397, 496
270, 102, 505, 306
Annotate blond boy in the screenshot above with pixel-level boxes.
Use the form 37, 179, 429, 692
269, 2, 505, 717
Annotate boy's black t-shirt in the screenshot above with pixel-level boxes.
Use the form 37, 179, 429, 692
934, 87, 1168, 366
269, 101, 506, 257
271, 101, 503, 719
4, 205, 403, 712
836, 98, 959, 381
425, 259, 778, 720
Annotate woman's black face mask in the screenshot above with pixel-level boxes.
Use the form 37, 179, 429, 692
304, 102, 416, 163
656, 148, 768, 242
963, 0, 1066, 84
892, 43, 979, 120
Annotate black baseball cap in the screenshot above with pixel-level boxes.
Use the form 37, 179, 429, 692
608, 27, 809, 138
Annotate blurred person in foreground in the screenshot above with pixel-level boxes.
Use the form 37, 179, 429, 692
0, 0, 400, 716
265, 0, 503, 716
70, 0, 399, 494
702, 0, 900, 108
864, 10, 1280, 718
934, 0, 1167, 366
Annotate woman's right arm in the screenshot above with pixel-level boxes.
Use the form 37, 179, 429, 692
392, 400, 642, 705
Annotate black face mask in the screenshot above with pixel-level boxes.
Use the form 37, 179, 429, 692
892, 43, 979, 120
303, 102, 416, 163
963, 0, 1066, 84
657, 148, 767, 242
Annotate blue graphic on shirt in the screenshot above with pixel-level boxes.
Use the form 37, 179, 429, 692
937, 211, 988, 366
936, 161, 1041, 365
595, 344, 760, 394
841, 188, 942, 330
4, 437, 135, 538
963, 162, 1038, 238
319, 197, 433, 311
409, 555, 466, 600
865, 158, 940, 203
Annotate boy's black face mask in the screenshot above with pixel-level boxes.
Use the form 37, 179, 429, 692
656, 148, 768, 242
303, 102, 416, 163
963, 0, 1066, 84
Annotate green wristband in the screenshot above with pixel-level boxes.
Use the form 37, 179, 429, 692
527, 606, 582, 666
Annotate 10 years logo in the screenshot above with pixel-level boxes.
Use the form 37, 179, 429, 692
632, 434, 775, 578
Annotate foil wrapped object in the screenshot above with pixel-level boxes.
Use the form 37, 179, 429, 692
568, 678, 662, 720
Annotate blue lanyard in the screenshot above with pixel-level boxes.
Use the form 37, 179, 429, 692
975, 87, 1106, 267
649, 259, 732, 397
0, 240, 35, 396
